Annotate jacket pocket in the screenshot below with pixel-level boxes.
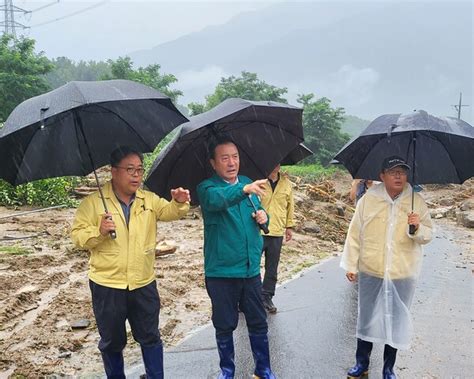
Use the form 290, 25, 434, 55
140, 244, 156, 280
360, 241, 384, 276
90, 248, 121, 278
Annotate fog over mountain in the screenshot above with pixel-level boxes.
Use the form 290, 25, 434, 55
128, 1, 472, 123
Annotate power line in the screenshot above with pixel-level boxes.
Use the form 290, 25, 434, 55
28, 0, 60, 14
1, 0, 108, 35
30, 0, 108, 28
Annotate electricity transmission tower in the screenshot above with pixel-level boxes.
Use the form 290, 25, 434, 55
0, 0, 29, 37
1, 1, 106, 37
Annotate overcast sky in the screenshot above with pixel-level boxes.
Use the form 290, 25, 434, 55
10, 1, 472, 122
17, 0, 456, 61
16, 1, 270, 60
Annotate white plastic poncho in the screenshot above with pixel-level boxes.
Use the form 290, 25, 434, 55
341, 183, 433, 349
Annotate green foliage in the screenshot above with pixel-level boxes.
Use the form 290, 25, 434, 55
0, 34, 53, 123
187, 102, 206, 117
103, 56, 183, 103
143, 129, 180, 175
46, 56, 112, 89
0, 177, 79, 207
188, 71, 288, 115
282, 164, 339, 181
297, 94, 349, 166
0, 36, 81, 207
342, 115, 370, 137
0, 245, 33, 256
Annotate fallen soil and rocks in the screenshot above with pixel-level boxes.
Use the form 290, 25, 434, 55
0, 173, 472, 377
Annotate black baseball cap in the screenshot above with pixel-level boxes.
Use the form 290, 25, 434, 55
381, 156, 411, 172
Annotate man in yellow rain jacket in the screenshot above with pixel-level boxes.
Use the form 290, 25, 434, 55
260, 164, 295, 313
71, 146, 190, 379
341, 156, 432, 379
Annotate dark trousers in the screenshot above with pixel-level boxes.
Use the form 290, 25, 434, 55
89, 280, 161, 352
205, 275, 268, 338
261, 236, 283, 298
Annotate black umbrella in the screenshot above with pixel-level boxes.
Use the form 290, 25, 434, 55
145, 98, 304, 205
333, 110, 474, 184
332, 109, 474, 233
0, 79, 187, 184
280, 143, 313, 165
0, 79, 187, 236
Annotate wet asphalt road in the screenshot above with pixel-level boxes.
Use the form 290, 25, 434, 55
127, 225, 472, 379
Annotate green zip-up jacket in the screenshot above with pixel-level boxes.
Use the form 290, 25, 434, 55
197, 174, 268, 278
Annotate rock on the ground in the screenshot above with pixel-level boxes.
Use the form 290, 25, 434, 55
460, 199, 474, 211
156, 240, 178, 257
438, 197, 456, 206
431, 207, 456, 219
301, 221, 321, 234
456, 210, 474, 228
294, 192, 312, 208
70, 319, 91, 329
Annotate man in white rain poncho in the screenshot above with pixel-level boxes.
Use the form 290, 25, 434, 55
341, 156, 433, 379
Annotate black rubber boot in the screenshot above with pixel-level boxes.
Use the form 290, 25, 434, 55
347, 339, 372, 378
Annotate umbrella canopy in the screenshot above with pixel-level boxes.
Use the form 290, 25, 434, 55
145, 98, 304, 204
0, 79, 187, 185
333, 110, 474, 184
280, 143, 313, 165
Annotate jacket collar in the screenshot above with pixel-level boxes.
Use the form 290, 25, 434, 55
370, 182, 412, 203
102, 180, 145, 200
212, 174, 241, 186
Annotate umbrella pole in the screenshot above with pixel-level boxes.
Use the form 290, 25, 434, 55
75, 112, 117, 239
409, 133, 416, 235
247, 195, 269, 234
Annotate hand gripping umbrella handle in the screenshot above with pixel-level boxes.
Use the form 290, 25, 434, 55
99, 193, 116, 240
91, 168, 116, 240
248, 196, 269, 234
106, 215, 117, 240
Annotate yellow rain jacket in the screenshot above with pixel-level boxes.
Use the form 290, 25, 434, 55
71, 181, 189, 290
260, 174, 295, 237
341, 182, 433, 280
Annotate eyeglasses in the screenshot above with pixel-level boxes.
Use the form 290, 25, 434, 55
115, 166, 144, 176
385, 169, 408, 177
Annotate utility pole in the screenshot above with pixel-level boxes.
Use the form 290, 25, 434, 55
0, 0, 29, 37
452, 92, 469, 120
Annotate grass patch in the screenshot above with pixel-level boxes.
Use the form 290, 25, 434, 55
282, 164, 340, 182
281, 247, 301, 255
290, 260, 319, 276
0, 245, 33, 255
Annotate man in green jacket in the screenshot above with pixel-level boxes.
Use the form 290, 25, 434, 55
197, 136, 276, 379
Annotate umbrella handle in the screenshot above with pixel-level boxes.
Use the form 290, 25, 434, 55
259, 221, 270, 235
248, 195, 269, 234
106, 215, 117, 239
409, 224, 416, 235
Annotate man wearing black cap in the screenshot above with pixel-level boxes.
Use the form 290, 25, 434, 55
341, 156, 433, 379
